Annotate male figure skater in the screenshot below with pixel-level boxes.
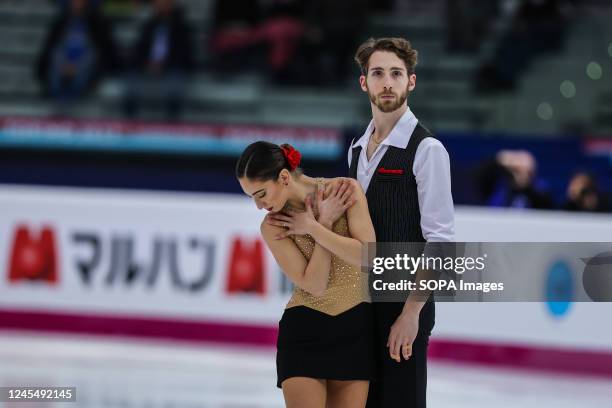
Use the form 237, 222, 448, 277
348, 37, 455, 407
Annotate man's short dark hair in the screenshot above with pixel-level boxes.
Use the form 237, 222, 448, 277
354, 37, 418, 75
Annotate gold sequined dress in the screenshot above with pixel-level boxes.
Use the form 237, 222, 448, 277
276, 178, 375, 388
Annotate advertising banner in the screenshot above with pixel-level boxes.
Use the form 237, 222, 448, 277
1, 185, 611, 359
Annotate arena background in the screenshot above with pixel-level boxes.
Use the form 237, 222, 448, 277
1, 0, 611, 407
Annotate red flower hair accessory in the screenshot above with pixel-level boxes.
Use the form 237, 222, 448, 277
281, 145, 302, 171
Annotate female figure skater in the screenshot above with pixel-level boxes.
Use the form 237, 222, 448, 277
236, 141, 376, 408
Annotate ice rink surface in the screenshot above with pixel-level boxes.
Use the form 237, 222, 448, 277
1, 331, 611, 408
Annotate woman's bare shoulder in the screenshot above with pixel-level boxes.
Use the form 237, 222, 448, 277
324, 177, 363, 194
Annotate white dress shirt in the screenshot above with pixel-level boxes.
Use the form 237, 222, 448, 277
348, 108, 455, 242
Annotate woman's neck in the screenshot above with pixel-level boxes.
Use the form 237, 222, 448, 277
284, 175, 318, 211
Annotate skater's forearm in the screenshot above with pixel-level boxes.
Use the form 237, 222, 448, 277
301, 235, 333, 297
261, 221, 331, 297
402, 267, 434, 316
309, 221, 365, 267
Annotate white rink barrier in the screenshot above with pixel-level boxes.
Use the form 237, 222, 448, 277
1, 184, 611, 374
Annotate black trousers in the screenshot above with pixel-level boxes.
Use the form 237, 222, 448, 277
366, 302, 434, 408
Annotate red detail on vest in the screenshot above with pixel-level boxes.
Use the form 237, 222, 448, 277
377, 167, 404, 175
8, 225, 59, 284
226, 237, 266, 294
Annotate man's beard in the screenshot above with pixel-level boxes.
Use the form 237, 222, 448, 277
368, 85, 409, 113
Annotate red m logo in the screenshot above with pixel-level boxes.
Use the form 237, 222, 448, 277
8, 225, 59, 284
226, 237, 266, 295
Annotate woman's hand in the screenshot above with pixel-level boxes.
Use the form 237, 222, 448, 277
317, 179, 356, 227
267, 195, 318, 239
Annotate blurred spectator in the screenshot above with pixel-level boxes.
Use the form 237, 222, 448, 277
211, 0, 368, 86
211, 0, 305, 83
446, 0, 499, 53
294, 0, 368, 86
36, 0, 118, 102
563, 171, 610, 212
123, 0, 194, 120
210, 0, 263, 74
475, 0, 575, 93
261, 0, 306, 80
477, 150, 554, 209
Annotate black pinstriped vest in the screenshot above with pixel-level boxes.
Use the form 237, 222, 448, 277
350, 123, 435, 333
349, 123, 433, 243
349, 124, 433, 242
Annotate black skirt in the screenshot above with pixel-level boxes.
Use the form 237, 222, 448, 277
276, 302, 375, 388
